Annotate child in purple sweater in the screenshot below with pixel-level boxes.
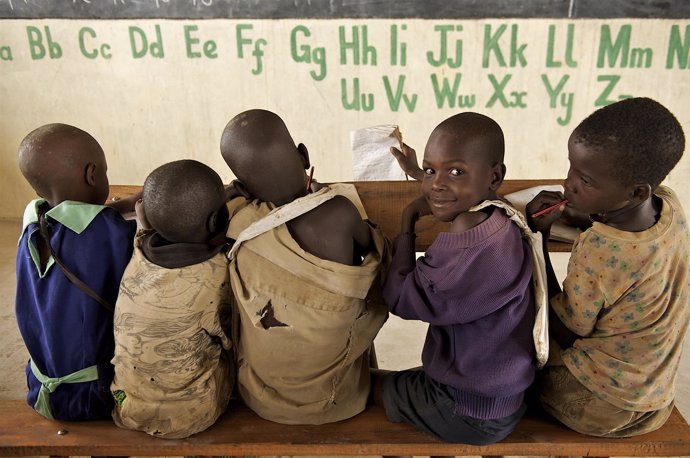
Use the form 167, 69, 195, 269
374, 112, 536, 444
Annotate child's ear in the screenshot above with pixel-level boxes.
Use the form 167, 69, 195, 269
489, 162, 506, 191
206, 210, 219, 234
631, 183, 652, 202
84, 162, 97, 186
297, 143, 311, 170
233, 180, 253, 199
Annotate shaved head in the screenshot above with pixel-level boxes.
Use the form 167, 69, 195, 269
18, 123, 109, 206
429, 112, 505, 166
220, 109, 309, 206
143, 160, 226, 243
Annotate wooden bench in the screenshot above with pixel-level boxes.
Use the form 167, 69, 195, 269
1, 399, 689, 457
2, 179, 688, 457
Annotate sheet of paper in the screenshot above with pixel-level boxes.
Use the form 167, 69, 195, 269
351, 125, 406, 181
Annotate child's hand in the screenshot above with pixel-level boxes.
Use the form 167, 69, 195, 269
390, 143, 424, 181
526, 190, 566, 233
560, 205, 592, 231
401, 196, 431, 233
309, 178, 327, 193
225, 180, 243, 201
134, 199, 152, 230
107, 189, 142, 215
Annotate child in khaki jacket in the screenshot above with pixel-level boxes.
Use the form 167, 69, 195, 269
220, 109, 390, 425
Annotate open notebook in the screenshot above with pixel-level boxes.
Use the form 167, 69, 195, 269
504, 185, 581, 243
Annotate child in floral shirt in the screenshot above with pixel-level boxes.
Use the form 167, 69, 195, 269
528, 97, 689, 437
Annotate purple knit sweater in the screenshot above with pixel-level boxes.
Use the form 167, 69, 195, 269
383, 207, 536, 420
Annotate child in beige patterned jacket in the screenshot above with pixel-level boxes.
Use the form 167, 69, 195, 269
111, 159, 234, 439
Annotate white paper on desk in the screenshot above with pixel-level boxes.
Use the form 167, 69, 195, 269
504, 185, 582, 243
351, 125, 406, 181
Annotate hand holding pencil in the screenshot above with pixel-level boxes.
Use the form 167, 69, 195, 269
531, 199, 568, 218
526, 190, 568, 234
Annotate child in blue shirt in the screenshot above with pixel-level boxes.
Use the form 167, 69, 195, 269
15, 123, 136, 421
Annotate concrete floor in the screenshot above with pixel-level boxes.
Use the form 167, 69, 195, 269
1, 218, 689, 458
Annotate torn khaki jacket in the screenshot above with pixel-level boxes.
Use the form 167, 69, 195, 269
227, 184, 390, 425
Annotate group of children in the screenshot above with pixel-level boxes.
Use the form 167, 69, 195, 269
14, 97, 689, 445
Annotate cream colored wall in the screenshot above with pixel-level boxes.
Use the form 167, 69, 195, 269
1, 19, 688, 218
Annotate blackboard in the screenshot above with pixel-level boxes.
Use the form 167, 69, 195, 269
1, 0, 689, 19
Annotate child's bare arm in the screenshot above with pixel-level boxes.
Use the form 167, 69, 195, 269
527, 190, 580, 347
527, 190, 567, 298
288, 196, 372, 265
352, 216, 372, 253
550, 308, 578, 348
401, 196, 432, 233
107, 189, 142, 215
134, 199, 152, 230
390, 144, 425, 181
332, 196, 379, 263
331, 197, 373, 255
225, 180, 243, 201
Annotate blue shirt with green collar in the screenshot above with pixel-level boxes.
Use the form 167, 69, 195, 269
15, 199, 136, 421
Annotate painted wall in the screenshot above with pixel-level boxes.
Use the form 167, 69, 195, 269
1, 18, 689, 218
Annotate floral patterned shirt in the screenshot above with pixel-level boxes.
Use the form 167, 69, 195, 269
552, 186, 690, 411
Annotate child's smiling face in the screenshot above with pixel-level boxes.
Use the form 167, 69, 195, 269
421, 129, 499, 223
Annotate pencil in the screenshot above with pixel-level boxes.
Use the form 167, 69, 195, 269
531, 199, 568, 218
306, 166, 315, 192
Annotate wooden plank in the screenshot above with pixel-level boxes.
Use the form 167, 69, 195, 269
109, 179, 573, 252
352, 179, 571, 252
1, 400, 689, 457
